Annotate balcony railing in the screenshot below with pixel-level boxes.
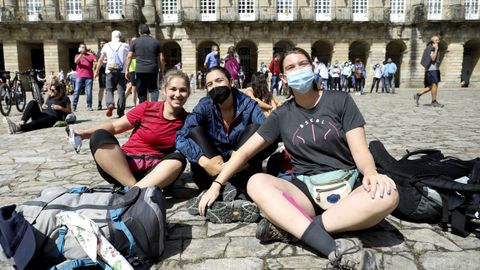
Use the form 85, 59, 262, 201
0, 3, 478, 24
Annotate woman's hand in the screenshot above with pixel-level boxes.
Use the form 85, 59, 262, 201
41, 103, 48, 110
51, 104, 60, 111
198, 183, 222, 216
362, 173, 397, 199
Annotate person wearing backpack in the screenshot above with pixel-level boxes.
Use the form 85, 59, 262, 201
353, 58, 365, 96
73, 70, 191, 188
196, 48, 399, 270
414, 35, 444, 107
95, 30, 129, 117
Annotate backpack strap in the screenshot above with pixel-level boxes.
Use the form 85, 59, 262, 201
51, 257, 112, 270
402, 149, 443, 160
109, 208, 136, 257
54, 225, 68, 259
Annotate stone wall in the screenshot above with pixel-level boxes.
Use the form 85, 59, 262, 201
0, 0, 479, 88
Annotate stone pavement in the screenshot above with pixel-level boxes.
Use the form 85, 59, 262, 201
1, 87, 480, 270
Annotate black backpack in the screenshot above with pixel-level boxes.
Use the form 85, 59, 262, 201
369, 140, 480, 237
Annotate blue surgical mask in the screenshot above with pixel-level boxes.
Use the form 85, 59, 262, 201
286, 68, 315, 93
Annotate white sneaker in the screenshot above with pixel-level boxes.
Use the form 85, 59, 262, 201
66, 126, 82, 153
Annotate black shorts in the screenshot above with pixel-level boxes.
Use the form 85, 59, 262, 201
128, 71, 137, 85
424, 70, 441, 87
99, 66, 106, 88
291, 176, 324, 216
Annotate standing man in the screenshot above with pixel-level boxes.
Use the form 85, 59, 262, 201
124, 24, 164, 103
204, 45, 220, 70
73, 43, 95, 111
268, 54, 280, 95
384, 58, 397, 94
96, 39, 107, 110
95, 30, 129, 118
414, 35, 444, 107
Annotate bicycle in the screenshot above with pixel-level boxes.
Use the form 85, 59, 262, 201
25, 69, 46, 106
0, 71, 27, 116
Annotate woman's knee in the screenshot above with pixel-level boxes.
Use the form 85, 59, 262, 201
89, 129, 118, 154
247, 173, 274, 199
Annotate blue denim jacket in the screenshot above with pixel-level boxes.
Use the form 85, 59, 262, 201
176, 89, 265, 163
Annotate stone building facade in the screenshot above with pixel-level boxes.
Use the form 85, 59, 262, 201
0, 0, 479, 88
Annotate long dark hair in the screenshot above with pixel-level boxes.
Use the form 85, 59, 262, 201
251, 72, 272, 104
279, 47, 321, 93
50, 81, 66, 100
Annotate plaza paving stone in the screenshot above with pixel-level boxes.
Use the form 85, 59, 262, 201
0, 87, 479, 269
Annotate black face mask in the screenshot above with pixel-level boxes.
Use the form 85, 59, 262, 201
208, 86, 231, 105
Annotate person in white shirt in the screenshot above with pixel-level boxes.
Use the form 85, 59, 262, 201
370, 63, 382, 93
95, 30, 130, 117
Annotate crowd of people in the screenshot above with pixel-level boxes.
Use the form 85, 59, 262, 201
3, 30, 450, 270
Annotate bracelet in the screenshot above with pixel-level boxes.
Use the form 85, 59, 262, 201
213, 180, 223, 187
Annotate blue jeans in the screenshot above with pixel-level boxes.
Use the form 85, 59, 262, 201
270, 74, 279, 95
73, 77, 93, 110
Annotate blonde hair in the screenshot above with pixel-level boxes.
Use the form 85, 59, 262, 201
162, 70, 191, 94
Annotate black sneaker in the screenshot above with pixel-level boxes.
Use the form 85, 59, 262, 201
413, 93, 420, 106
221, 182, 237, 202
255, 218, 293, 243
186, 192, 259, 223
327, 238, 378, 270
205, 199, 260, 223
431, 100, 444, 108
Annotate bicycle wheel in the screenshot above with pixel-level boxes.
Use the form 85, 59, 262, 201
0, 84, 12, 116
15, 83, 26, 112
32, 83, 44, 106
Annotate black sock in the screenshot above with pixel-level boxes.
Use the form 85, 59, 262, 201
300, 215, 336, 256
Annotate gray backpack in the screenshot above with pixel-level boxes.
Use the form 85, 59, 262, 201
17, 185, 166, 269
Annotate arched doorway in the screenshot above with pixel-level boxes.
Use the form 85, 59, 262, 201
273, 40, 294, 57
349, 41, 370, 65
461, 39, 480, 87
196, 40, 219, 72
386, 40, 407, 87
236, 40, 258, 86
311, 40, 333, 64
163, 41, 182, 71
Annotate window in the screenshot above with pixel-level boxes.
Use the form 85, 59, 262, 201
107, 0, 122, 19
238, 0, 255, 21
277, 0, 293, 21
162, 0, 178, 23
315, 0, 331, 21
465, 0, 479, 20
26, 0, 41, 21
66, 0, 82, 20
427, 0, 442, 20
390, 0, 405, 22
200, 0, 217, 21
352, 0, 368, 21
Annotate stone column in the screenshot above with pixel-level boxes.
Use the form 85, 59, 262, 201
181, 39, 197, 89
440, 42, 463, 87
142, 0, 157, 24
125, 0, 139, 20
43, 0, 58, 20
43, 40, 61, 75
332, 42, 349, 63
85, 0, 99, 20
368, 41, 386, 80
401, 28, 425, 88
3, 40, 21, 72
257, 40, 273, 71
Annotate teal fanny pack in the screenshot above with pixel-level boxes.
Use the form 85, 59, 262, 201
296, 169, 359, 210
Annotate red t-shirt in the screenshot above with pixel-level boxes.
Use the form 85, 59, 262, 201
75, 53, 95, 78
122, 101, 187, 156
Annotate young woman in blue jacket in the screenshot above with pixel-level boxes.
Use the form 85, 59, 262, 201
176, 66, 276, 223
